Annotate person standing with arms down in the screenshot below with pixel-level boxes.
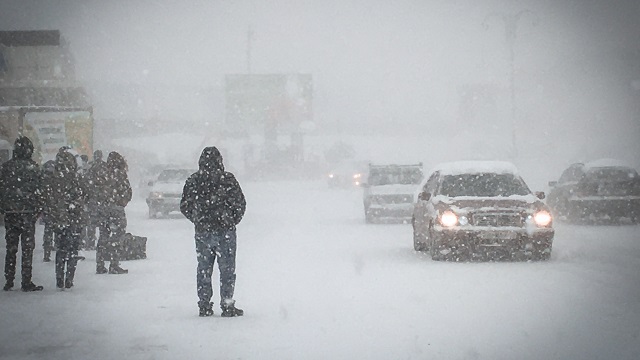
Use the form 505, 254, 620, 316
84, 150, 106, 250
95, 151, 131, 274
42, 151, 87, 289
181, 147, 246, 317
0, 136, 44, 291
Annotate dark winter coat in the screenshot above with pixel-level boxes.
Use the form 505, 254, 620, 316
105, 152, 132, 208
180, 146, 246, 232
0, 137, 43, 214
42, 151, 87, 227
86, 157, 109, 207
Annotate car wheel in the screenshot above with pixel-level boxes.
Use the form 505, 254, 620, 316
148, 207, 157, 219
428, 226, 443, 261
364, 207, 375, 224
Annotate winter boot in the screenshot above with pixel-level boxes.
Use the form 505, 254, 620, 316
96, 262, 108, 274
109, 265, 128, 274
221, 301, 244, 317
43, 253, 51, 262
3, 281, 13, 291
56, 277, 64, 289
21, 282, 44, 292
65, 279, 74, 289
198, 302, 214, 317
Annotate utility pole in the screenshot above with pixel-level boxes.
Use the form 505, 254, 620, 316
483, 10, 538, 160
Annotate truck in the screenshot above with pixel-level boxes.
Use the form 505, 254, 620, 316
362, 163, 424, 223
0, 106, 94, 165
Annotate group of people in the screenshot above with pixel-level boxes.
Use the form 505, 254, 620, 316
1, 137, 246, 318
0, 136, 132, 292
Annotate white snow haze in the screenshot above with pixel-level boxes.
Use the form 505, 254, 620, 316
1, 0, 639, 359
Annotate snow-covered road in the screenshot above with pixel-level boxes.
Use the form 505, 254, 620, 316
1, 180, 639, 360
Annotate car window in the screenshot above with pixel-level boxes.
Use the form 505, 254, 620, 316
585, 167, 638, 182
422, 172, 439, 194
440, 173, 531, 197
558, 165, 584, 183
368, 167, 423, 186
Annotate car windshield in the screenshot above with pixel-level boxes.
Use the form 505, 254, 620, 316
439, 173, 531, 197
368, 167, 423, 186
585, 167, 638, 182
157, 169, 192, 182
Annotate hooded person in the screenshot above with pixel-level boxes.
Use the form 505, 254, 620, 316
95, 151, 131, 274
180, 146, 246, 317
42, 151, 87, 289
0, 136, 44, 291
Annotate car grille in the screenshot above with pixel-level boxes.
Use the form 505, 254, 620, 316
471, 212, 524, 227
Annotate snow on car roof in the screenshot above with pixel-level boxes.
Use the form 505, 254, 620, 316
583, 158, 634, 170
430, 161, 519, 176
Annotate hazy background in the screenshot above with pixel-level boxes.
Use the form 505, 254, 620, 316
1, 0, 639, 176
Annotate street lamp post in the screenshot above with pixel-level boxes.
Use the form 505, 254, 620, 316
483, 10, 538, 160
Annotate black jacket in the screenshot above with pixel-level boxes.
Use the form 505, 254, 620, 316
42, 151, 87, 227
0, 137, 43, 214
180, 147, 246, 232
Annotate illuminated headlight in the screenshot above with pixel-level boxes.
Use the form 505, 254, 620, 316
328, 173, 334, 179
533, 210, 552, 227
353, 173, 362, 179
439, 210, 458, 227
149, 192, 163, 199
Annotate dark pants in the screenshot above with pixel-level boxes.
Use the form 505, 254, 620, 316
195, 230, 237, 307
54, 225, 80, 287
4, 213, 38, 286
96, 207, 126, 269
43, 218, 56, 259
83, 205, 98, 249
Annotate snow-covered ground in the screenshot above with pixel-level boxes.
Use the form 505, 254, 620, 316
1, 180, 639, 360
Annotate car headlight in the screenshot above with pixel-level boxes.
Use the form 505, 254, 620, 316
439, 210, 458, 227
353, 173, 362, 179
149, 191, 163, 199
533, 210, 552, 227
328, 173, 334, 179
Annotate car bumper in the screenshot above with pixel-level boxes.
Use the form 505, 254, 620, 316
431, 227, 554, 260
366, 204, 413, 219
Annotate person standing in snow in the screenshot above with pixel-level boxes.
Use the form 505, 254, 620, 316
180, 146, 246, 317
41, 159, 57, 262
84, 150, 106, 250
95, 151, 131, 274
42, 151, 87, 289
0, 136, 44, 291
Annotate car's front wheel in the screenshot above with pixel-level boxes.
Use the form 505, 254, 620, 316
412, 217, 428, 251
148, 207, 157, 219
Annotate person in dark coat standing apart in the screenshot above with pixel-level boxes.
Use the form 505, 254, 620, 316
95, 151, 131, 274
0, 136, 44, 291
180, 146, 246, 317
84, 149, 106, 250
42, 151, 87, 289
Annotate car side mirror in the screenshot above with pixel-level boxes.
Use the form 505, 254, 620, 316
418, 191, 431, 201
148, 181, 154, 186
548, 181, 557, 188
536, 191, 546, 200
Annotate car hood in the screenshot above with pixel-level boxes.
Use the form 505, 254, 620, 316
151, 182, 185, 194
433, 195, 545, 212
368, 184, 419, 195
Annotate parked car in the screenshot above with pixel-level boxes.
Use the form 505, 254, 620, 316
362, 163, 424, 223
547, 159, 640, 224
327, 160, 369, 188
412, 161, 554, 261
146, 168, 195, 218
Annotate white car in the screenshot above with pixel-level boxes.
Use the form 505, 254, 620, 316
362, 163, 424, 223
146, 168, 195, 218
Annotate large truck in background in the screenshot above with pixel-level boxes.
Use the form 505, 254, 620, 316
0, 106, 93, 165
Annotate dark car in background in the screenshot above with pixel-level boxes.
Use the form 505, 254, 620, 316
412, 161, 554, 261
547, 159, 640, 224
146, 168, 195, 218
327, 160, 369, 188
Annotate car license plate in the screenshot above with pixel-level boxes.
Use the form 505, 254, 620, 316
479, 231, 516, 241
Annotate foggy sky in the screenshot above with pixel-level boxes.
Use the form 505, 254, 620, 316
1, 0, 639, 164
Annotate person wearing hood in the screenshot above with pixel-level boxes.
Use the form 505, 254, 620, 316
0, 136, 44, 292
180, 146, 246, 317
42, 151, 87, 289
84, 149, 106, 250
94, 151, 131, 274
